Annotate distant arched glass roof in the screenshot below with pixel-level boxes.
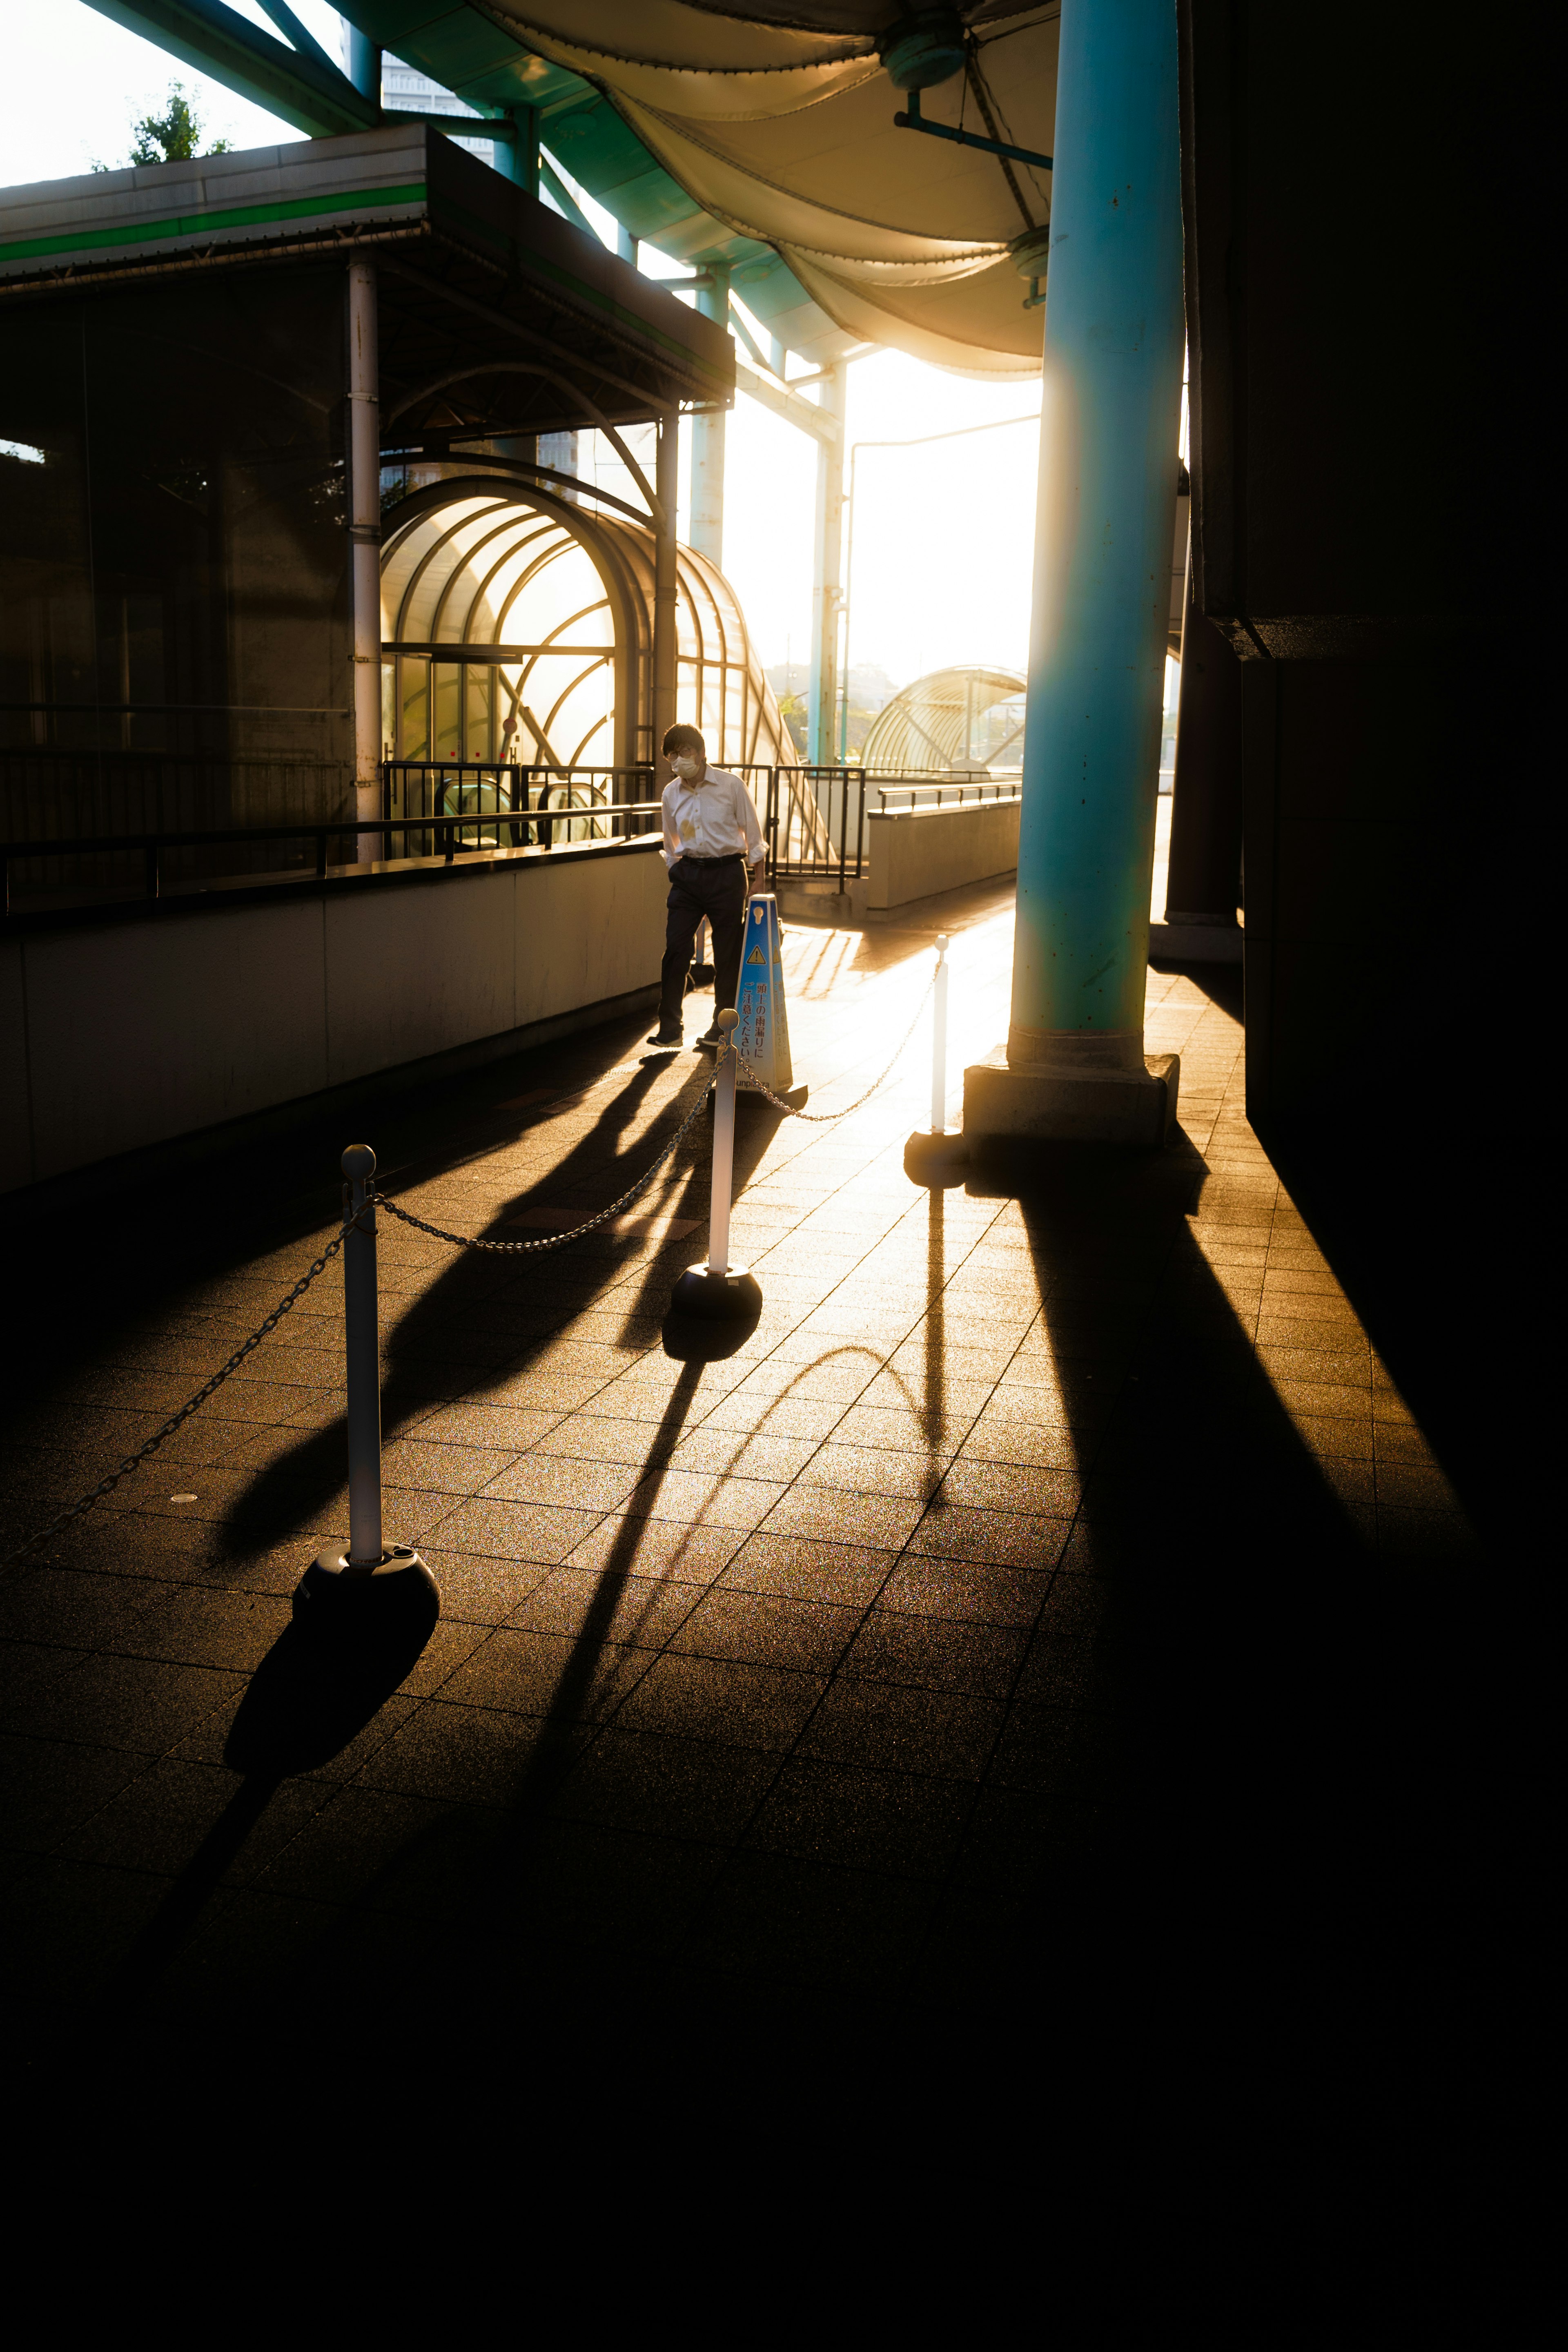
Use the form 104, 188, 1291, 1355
379, 472, 796, 775
860, 665, 1027, 778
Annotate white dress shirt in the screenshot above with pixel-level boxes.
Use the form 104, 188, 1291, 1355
662, 765, 766, 870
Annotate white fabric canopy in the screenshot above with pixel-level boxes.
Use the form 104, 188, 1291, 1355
494, 4, 1060, 374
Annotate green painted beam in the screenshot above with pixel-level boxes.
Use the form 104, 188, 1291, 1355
84, 0, 376, 138
335, 4, 851, 359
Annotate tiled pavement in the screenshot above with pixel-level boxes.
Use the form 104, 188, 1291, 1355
0, 883, 1487, 2083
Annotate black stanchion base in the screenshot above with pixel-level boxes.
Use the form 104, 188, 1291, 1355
670, 1262, 763, 1320
294, 1543, 441, 1640
904, 1130, 972, 1188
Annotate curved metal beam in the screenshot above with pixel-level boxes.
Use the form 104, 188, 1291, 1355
385, 360, 664, 526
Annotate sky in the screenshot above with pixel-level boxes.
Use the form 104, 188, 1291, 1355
0, 0, 1045, 686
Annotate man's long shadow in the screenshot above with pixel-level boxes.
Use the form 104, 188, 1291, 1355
218, 1057, 783, 1554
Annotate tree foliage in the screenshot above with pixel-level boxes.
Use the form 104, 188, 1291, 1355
93, 82, 231, 171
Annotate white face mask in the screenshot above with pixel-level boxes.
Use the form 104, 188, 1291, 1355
671, 753, 703, 781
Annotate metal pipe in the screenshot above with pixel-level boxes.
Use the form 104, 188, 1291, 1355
931, 934, 949, 1133
652, 410, 679, 775
341, 1144, 383, 1567
807, 363, 848, 765
347, 255, 382, 864
708, 1010, 738, 1275
690, 263, 731, 568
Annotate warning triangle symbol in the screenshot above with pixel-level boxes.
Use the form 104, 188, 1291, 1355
746, 946, 766, 965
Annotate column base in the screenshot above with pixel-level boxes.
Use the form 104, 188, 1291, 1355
962, 1046, 1180, 1148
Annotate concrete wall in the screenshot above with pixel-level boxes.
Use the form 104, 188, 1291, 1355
0, 839, 668, 1194
865, 796, 1020, 911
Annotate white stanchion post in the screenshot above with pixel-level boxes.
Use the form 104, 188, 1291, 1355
931, 933, 950, 1136
295, 1143, 440, 1630
709, 1013, 737, 1275
904, 934, 970, 1188
672, 1011, 763, 1320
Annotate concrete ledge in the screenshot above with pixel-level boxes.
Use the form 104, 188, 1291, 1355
1148, 920, 1243, 963
963, 1047, 1180, 1147
866, 797, 1020, 911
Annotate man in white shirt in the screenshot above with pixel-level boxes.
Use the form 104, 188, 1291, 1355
649, 722, 766, 1047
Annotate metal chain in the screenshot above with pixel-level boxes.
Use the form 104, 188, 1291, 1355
4, 975, 936, 1568
733, 972, 935, 1121
0, 1213, 361, 1570
374, 1068, 717, 1253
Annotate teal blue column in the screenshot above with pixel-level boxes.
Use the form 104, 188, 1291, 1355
495, 106, 539, 195
346, 27, 380, 105
1009, 0, 1185, 1069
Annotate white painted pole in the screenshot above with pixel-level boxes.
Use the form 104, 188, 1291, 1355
347, 256, 382, 867
341, 1144, 383, 1567
931, 934, 949, 1135
708, 1008, 738, 1275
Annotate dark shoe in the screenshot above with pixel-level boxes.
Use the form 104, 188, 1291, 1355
695, 1023, 724, 1048
647, 1025, 682, 1046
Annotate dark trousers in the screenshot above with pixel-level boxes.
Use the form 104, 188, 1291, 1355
660, 856, 746, 1028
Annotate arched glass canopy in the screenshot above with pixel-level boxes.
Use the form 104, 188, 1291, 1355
379, 474, 795, 778
860, 666, 1027, 779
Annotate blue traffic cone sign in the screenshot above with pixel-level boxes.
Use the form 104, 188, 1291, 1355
733, 893, 807, 1108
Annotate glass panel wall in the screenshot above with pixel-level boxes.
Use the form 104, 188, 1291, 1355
0, 268, 354, 849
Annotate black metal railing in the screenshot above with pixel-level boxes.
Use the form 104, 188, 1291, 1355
766, 765, 867, 891
383, 760, 659, 854
0, 803, 663, 921
3, 760, 1019, 918
871, 776, 1022, 812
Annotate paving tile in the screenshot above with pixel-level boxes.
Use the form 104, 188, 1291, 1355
795, 1443, 943, 1500
670, 1589, 863, 1673
423, 1496, 604, 1565
718, 1532, 896, 1607
435, 1627, 652, 1722
842, 1611, 1027, 1700
665, 1428, 824, 1482
685, 1851, 938, 1991
351, 1699, 567, 1806
875, 1560, 1052, 1629
761, 1487, 926, 1550
744, 1757, 973, 1878
21, 1654, 247, 1754
615, 1653, 825, 1752
414, 1553, 554, 1625
798, 1679, 1005, 1781
564, 1514, 744, 1583
621, 1467, 785, 1531
936, 1460, 1081, 1516
547, 1729, 777, 1843
478, 1455, 641, 1512
906, 1504, 1069, 1570
379, 1439, 521, 1494
507, 1822, 727, 1964
0, 1736, 150, 1855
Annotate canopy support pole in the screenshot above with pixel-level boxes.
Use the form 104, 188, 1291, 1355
964, 0, 1186, 1150
347, 253, 382, 861
690, 263, 731, 571
653, 409, 679, 775
808, 363, 848, 765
